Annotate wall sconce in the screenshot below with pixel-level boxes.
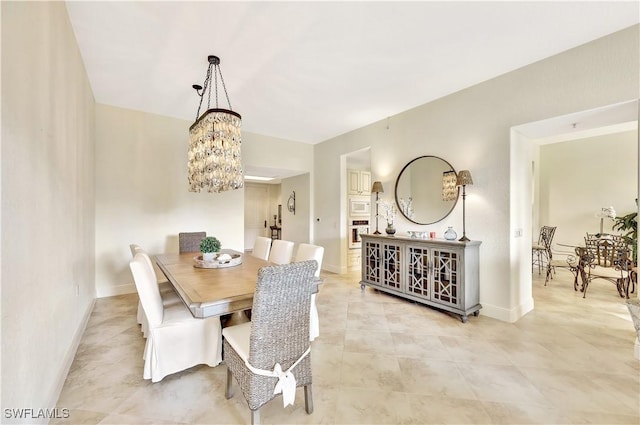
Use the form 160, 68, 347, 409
371, 181, 384, 234
442, 171, 458, 201
456, 170, 473, 242
287, 191, 296, 215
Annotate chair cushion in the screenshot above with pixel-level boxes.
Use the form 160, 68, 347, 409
222, 321, 252, 361
589, 265, 628, 279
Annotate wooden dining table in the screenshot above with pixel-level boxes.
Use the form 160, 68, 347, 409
154, 249, 268, 318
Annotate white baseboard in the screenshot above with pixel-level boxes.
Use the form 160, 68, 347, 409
480, 297, 534, 323
46, 299, 95, 417
96, 282, 136, 298
635, 337, 639, 360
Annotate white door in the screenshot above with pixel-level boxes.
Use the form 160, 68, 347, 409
244, 184, 269, 251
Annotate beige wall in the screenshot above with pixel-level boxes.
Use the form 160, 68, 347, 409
1, 1, 96, 418
314, 25, 639, 320
538, 130, 637, 246
281, 173, 312, 246
95, 105, 314, 296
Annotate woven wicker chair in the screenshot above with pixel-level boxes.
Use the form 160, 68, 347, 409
178, 231, 206, 254
222, 260, 318, 425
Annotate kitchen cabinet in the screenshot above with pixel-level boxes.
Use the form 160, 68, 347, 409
348, 169, 371, 195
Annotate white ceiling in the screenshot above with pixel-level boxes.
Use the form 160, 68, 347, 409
65, 1, 639, 144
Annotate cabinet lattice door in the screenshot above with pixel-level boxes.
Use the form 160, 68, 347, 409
407, 245, 430, 298
431, 249, 460, 307
382, 243, 402, 290
364, 241, 381, 284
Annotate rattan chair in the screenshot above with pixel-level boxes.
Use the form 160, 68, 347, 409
252, 236, 272, 261
222, 260, 318, 425
178, 231, 206, 254
294, 243, 324, 341
129, 244, 181, 337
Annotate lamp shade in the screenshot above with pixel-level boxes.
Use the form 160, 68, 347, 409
371, 181, 384, 194
456, 170, 473, 186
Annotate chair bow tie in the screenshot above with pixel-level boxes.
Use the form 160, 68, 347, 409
244, 346, 311, 408
272, 363, 297, 407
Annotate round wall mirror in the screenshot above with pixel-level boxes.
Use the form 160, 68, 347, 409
394, 155, 458, 225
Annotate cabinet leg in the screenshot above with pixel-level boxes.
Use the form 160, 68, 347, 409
461, 315, 468, 323
473, 311, 479, 317
360, 283, 365, 290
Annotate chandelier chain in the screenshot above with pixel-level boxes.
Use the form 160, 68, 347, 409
217, 66, 233, 110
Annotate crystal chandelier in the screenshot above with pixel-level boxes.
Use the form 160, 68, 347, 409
188, 55, 243, 193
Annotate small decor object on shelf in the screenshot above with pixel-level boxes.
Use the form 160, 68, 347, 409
444, 226, 457, 241
200, 236, 221, 261
379, 199, 397, 237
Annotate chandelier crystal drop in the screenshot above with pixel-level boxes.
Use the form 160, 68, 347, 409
188, 55, 243, 193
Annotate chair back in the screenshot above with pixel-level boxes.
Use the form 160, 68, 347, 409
252, 236, 272, 261
584, 234, 630, 269
294, 243, 324, 277
268, 240, 295, 265
129, 253, 164, 327
248, 261, 317, 371
179, 231, 206, 253
538, 226, 556, 251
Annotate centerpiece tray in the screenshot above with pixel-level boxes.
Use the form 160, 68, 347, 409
193, 252, 243, 269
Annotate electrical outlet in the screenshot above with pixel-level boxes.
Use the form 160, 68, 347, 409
514, 228, 523, 238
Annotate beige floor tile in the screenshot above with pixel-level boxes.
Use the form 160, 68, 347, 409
456, 363, 550, 405
339, 352, 403, 391
55, 271, 640, 424
397, 357, 477, 399
406, 393, 492, 424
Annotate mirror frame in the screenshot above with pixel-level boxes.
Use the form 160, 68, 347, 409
394, 155, 459, 225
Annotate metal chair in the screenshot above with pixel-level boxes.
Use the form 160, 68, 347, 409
544, 243, 579, 287
532, 226, 556, 275
576, 234, 632, 298
178, 231, 206, 253
222, 261, 318, 425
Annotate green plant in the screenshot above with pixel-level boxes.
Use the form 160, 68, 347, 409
199, 236, 221, 253
613, 211, 637, 264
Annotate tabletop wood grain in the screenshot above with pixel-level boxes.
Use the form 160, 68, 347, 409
155, 250, 267, 318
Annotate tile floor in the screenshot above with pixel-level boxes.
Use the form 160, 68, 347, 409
55, 269, 639, 424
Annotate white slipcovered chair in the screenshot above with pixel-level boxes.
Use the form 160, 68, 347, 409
268, 239, 294, 265
129, 244, 181, 338
294, 243, 324, 341
252, 236, 272, 261
129, 253, 222, 382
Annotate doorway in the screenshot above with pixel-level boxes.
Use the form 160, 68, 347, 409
510, 99, 639, 318
244, 183, 281, 252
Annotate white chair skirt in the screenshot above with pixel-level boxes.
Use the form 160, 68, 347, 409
143, 303, 222, 383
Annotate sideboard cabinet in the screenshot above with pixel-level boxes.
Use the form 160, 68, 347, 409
360, 234, 481, 322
